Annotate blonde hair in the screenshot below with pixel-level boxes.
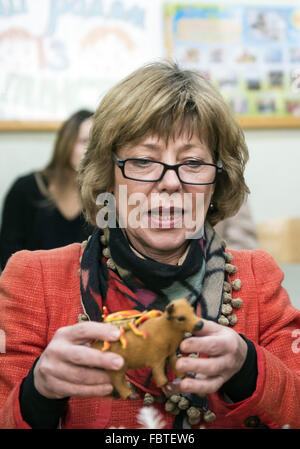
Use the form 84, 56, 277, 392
78, 61, 249, 226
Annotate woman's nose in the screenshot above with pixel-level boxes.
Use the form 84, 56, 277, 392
156, 167, 182, 192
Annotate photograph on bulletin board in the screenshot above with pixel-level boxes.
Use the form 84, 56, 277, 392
164, 3, 300, 128
0, 0, 158, 130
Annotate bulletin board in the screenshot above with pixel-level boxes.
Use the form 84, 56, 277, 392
164, 3, 300, 128
0, 0, 158, 131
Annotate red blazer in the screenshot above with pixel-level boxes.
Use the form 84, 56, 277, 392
0, 244, 300, 429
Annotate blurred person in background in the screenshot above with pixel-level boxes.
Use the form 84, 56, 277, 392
0, 109, 94, 270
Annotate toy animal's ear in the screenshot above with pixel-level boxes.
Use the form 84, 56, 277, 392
166, 303, 174, 319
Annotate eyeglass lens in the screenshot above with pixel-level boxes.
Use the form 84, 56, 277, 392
124, 159, 216, 184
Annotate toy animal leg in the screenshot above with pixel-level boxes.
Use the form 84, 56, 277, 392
152, 361, 169, 387
129, 321, 147, 338
119, 326, 128, 349
108, 369, 132, 400
102, 341, 111, 351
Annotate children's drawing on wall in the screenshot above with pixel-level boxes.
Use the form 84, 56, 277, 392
164, 3, 300, 119
0, 0, 157, 120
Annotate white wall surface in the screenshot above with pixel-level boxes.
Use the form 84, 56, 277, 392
244, 128, 300, 224
0, 131, 54, 202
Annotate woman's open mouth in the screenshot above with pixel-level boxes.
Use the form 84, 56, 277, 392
148, 207, 184, 229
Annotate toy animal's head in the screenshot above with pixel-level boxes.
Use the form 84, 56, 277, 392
165, 298, 203, 333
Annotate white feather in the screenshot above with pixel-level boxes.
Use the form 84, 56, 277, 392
137, 406, 166, 429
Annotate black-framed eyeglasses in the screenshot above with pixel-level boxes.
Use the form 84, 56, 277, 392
113, 155, 222, 185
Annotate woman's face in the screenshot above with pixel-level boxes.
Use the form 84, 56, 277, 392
71, 118, 93, 171
113, 131, 216, 262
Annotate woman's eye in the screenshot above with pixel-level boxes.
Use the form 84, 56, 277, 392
131, 159, 152, 166
185, 160, 203, 166
182, 161, 204, 171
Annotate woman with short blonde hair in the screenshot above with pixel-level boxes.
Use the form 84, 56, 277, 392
79, 61, 249, 227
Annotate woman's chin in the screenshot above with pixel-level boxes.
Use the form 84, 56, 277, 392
128, 227, 191, 255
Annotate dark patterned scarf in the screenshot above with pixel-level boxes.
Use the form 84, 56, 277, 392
80, 222, 226, 324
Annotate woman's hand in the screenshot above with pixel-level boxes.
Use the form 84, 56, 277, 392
173, 319, 248, 396
34, 322, 124, 399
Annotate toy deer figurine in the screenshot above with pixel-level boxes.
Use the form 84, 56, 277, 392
92, 298, 203, 399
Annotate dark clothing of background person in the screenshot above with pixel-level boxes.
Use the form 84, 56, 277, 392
0, 173, 92, 270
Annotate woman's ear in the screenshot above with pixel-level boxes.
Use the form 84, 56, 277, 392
106, 183, 114, 194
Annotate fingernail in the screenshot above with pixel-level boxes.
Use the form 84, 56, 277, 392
112, 357, 123, 369
176, 359, 184, 370
111, 329, 120, 339
181, 380, 191, 391
103, 384, 113, 395
180, 342, 188, 353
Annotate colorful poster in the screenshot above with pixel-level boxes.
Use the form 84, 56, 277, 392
0, 0, 158, 121
164, 3, 300, 118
